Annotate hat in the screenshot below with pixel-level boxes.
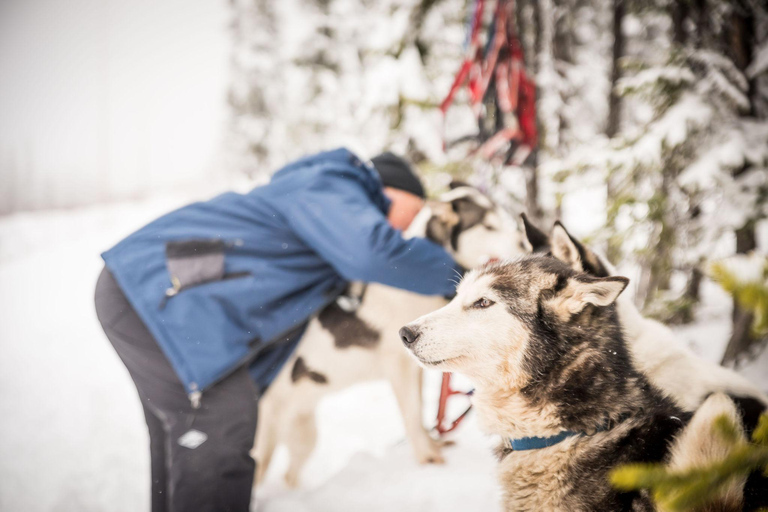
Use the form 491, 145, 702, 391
371, 152, 425, 199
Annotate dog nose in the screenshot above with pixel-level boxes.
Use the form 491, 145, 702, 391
399, 325, 420, 346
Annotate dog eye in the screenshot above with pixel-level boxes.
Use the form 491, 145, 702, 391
483, 223, 498, 232
472, 298, 494, 309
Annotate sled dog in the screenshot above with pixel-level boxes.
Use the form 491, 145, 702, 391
253, 185, 526, 487
401, 255, 750, 511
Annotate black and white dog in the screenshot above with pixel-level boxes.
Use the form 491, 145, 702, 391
253, 185, 527, 487
401, 255, 753, 511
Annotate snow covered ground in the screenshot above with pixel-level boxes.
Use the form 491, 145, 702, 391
0, 194, 765, 512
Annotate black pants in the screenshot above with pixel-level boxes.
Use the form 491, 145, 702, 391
94, 267, 259, 512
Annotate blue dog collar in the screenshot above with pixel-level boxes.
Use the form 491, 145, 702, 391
508, 430, 581, 451
508, 414, 631, 451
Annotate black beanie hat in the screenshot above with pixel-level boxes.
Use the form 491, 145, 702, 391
371, 152, 425, 199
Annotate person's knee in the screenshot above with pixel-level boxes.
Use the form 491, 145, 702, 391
172, 410, 258, 475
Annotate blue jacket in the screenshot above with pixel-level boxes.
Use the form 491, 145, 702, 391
102, 148, 460, 399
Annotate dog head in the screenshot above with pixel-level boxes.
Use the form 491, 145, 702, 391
413, 183, 526, 269
399, 255, 629, 391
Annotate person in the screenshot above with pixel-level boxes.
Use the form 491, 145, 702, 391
94, 148, 461, 512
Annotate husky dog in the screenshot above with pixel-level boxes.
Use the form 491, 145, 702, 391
400, 256, 750, 511
253, 185, 526, 488
519, 215, 768, 413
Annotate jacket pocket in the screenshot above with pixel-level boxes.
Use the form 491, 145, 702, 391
160, 239, 249, 308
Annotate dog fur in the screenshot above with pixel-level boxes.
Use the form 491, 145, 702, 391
521, 216, 768, 413
253, 185, 526, 488
401, 256, 748, 511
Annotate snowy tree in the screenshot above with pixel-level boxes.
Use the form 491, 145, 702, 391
545, 0, 768, 336
226, 0, 468, 183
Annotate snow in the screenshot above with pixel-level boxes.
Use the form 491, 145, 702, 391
1, 194, 765, 511
746, 41, 768, 79
0, 0, 230, 213
616, 66, 696, 93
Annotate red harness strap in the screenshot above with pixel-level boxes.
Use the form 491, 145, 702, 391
439, 0, 538, 154
439, 0, 485, 116
434, 373, 474, 436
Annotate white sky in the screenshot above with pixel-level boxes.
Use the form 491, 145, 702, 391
0, 0, 230, 211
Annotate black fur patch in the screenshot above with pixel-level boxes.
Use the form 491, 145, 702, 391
449, 180, 472, 189
554, 221, 611, 278
576, 412, 692, 510
726, 394, 766, 438
317, 302, 380, 349
426, 215, 453, 246
290, 356, 328, 384
521, 213, 550, 253
726, 394, 768, 511
449, 197, 489, 250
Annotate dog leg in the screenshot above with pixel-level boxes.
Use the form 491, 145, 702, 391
386, 354, 444, 464
283, 408, 317, 488
252, 395, 280, 487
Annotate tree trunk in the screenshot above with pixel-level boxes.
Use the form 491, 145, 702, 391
604, 0, 625, 258
606, 0, 625, 138
553, 0, 574, 65
667, 265, 703, 325
722, 221, 759, 366
642, 167, 675, 310
720, 4, 763, 366
693, 0, 711, 50
523, 154, 542, 222
671, 0, 688, 46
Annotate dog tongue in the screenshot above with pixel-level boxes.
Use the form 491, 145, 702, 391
487, 257, 500, 264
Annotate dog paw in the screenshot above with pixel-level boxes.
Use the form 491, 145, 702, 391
283, 471, 301, 489
419, 453, 445, 464
421, 455, 445, 464
415, 440, 446, 464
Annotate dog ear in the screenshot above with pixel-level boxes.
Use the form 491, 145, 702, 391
557, 275, 629, 315
550, 221, 583, 270
521, 213, 549, 253
426, 202, 460, 245
551, 221, 611, 277
452, 197, 487, 229
449, 180, 471, 190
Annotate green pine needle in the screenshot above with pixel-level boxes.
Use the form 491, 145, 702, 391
610, 413, 768, 511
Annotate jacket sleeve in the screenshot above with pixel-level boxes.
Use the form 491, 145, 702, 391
285, 174, 461, 296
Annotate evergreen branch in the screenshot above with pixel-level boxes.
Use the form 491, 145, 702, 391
610, 413, 768, 511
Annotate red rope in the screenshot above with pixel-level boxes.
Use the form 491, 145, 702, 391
439, 0, 538, 152
434, 373, 473, 436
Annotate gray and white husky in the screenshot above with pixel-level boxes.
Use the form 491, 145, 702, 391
401, 255, 753, 511
253, 185, 527, 487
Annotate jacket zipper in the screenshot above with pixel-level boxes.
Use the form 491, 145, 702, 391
159, 271, 252, 310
